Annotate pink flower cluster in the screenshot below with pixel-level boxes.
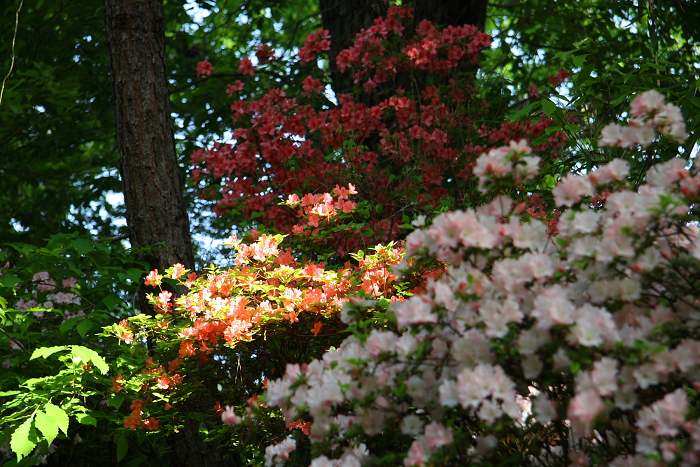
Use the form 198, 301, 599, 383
472, 138, 540, 192
255, 94, 700, 466
599, 90, 687, 148
284, 184, 358, 234
13, 272, 81, 317
264, 438, 296, 467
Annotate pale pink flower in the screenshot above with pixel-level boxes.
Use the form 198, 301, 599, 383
310, 456, 334, 467
532, 395, 557, 422
571, 304, 619, 347
360, 409, 385, 436
672, 339, 700, 372
635, 125, 657, 148
645, 158, 688, 187
478, 399, 502, 424
568, 389, 604, 426
589, 158, 630, 185
221, 405, 240, 425
599, 123, 623, 147
264, 437, 296, 466
637, 388, 687, 437
632, 362, 659, 389
392, 295, 436, 329
364, 330, 397, 357
404, 437, 429, 467
531, 285, 575, 329
591, 357, 619, 396
630, 89, 665, 117
552, 173, 593, 207
400, 414, 424, 435
423, 422, 453, 448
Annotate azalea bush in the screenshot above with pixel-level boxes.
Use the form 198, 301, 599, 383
103, 191, 417, 464
3, 4, 699, 466
190, 6, 569, 257
214, 91, 700, 467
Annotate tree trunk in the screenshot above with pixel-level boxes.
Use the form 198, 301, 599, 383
103, 1, 234, 465
103, 0, 194, 273
320, 0, 388, 97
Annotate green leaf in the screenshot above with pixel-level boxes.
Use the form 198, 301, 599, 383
611, 94, 628, 106
541, 99, 556, 116
75, 413, 97, 427
510, 101, 538, 122
10, 418, 37, 460
72, 238, 94, 255
109, 392, 125, 410
0, 273, 20, 288
60, 316, 80, 334
544, 125, 562, 136
572, 54, 588, 68
77, 319, 93, 338
35, 410, 58, 445
71, 346, 109, 374
127, 268, 144, 283
31, 346, 69, 360
102, 292, 121, 311
115, 431, 128, 462
44, 403, 69, 435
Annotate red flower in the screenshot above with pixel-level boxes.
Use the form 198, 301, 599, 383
256, 44, 275, 64
226, 80, 245, 97
197, 59, 214, 77
239, 58, 255, 76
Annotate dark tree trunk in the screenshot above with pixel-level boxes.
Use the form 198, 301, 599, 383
103, 1, 235, 465
412, 0, 488, 32
320, 0, 489, 97
103, 0, 194, 273
320, 0, 388, 97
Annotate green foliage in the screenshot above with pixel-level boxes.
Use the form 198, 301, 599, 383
0, 233, 149, 465
1, 0, 698, 464
482, 0, 699, 189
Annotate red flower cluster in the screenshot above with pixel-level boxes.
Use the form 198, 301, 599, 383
191, 6, 568, 257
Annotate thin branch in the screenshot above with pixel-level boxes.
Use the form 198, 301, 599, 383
0, 327, 52, 372
94, 233, 130, 243
0, 0, 25, 108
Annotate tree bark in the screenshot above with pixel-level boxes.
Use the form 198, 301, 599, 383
103, 0, 194, 273
103, 1, 234, 465
320, 0, 388, 97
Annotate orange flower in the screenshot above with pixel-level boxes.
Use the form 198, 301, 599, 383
145, 269, 161, 287
124, 413, 141, 430
142, 417, 159, 431
312, 321, 323, 336
130, 398, 146, 412
157, 375, 171, 390
110, 374, 125, 392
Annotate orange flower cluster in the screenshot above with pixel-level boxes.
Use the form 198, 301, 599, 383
123, 399, 159, 431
